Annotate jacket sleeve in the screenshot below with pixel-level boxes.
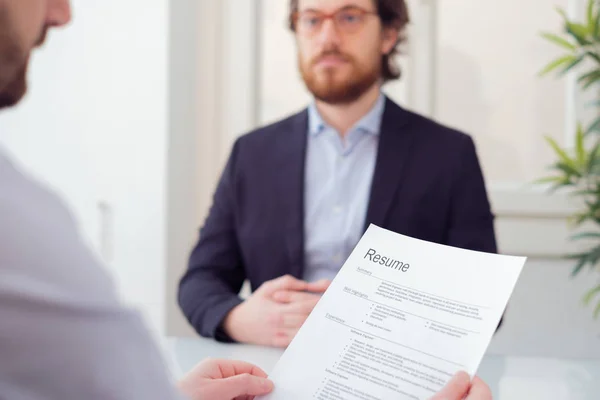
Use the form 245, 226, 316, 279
446, 136, 503, 330
446, 135, 498, 254
178, 140, 246, 341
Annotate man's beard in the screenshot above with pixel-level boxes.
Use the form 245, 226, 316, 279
300, 50, 381, 105
0, 63, 27, 109
0, 3, 48, 110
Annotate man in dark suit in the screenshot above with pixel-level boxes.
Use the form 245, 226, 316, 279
179, 0, 497, 346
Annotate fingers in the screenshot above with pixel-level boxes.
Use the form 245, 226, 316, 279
430, 371, 471, 400
220, 373, 274, 398
199, 358, 269, 379
178, 359, 272, 400
285, 293, 321, 312
272, 290, 322, 304
271, 290, 294, 303
466, 376, 492, 400
280, 313, 308, 329
261, 275, 309, 295
226, 360, 269, 379
271, 330, 295, 348
261, 276, 331, 297
267, 310, 309, 346
306, 278, 332, 293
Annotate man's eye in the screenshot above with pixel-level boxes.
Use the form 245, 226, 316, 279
340, 13, 360, 24
303, 16, 321, 26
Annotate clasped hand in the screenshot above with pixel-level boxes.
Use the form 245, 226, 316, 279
224, 275, 331, 347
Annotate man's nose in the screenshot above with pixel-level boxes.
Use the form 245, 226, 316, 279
46, 0, 72, 28
315, 18, 342, 48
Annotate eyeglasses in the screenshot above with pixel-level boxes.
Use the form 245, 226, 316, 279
293, 6, 378, 36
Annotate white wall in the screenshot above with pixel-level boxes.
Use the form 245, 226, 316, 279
165, 0, 227, 337
436, 0, 568, 183
0, 0, 169, 335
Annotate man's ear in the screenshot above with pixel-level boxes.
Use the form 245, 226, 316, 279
381, 27, 399, 55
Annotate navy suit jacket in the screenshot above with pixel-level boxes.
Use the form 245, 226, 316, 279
178, 98, 498, 340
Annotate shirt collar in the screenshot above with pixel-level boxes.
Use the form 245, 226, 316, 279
308, 92, 386, 137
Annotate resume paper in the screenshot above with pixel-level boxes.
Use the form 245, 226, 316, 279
260, 224, 526, 400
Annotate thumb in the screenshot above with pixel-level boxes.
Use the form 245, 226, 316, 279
219, 373, 274, 398
306, 279, 331, 293
430, 371, 471, 400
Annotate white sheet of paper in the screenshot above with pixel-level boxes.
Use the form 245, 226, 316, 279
259, 224, 526, 400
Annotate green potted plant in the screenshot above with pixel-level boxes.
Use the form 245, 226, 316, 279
539, 0, 600, 318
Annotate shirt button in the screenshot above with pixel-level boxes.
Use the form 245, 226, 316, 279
333, 254, 343, 263
333, 205, 342, 214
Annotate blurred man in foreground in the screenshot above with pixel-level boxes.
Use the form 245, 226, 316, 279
0, 0, 272, 399
0, 1, 491, 399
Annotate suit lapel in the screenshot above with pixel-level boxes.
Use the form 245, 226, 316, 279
365, 98, 415, 230
274, 110, 308, 279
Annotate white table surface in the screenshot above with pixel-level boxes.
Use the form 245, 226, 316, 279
164, 337, 600, 400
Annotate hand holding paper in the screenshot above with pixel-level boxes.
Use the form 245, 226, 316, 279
430, 372, 492, 400
259, 225, 525, 400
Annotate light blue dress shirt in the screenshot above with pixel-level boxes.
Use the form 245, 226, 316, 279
303, 93, 386, 282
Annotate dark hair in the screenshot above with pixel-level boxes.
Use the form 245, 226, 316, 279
288, 0, 410, 81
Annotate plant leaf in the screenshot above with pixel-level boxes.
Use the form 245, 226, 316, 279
587, 0, 595, 28
549, 178, 576, 192
594, 301, 600, 319
534, 176, 567, 185
545, 136, 577, 168
539, 55, 577, 76
554, 162, 581, 177
585, 51, 600, 65
586, 141, 600, 172
578, 69, 599, 83
570, 231, 600, 240
571, 213, 592, 226
583, 284, 600, 305
560, 54, 585, 75
572, 256, 589, 276
534, 176, 565, 186
587, 244, 600, 265
585, 99, 600, 107
587, 116, 600, 134
567, 22, 591, 45
566, 252, 588, 260
576, 122, 586, 165
588, 142, 600, 176
579, 69, 600, 89
541, 32, 576, 51
573, 189, 599, 196
584, 75, 600, 89
595, 5, 600, 37
555, 6, 568, 21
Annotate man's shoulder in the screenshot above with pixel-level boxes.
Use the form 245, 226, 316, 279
0, 149, 119, 307
385, 98, 473, 147
236, 109, 308, 146
0, 150, 75, 226
0, 155, 181, 400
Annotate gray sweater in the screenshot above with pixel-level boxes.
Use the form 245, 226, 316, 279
0, 148, 183, 399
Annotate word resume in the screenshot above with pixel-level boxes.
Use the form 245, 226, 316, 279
260, 225, 526, 400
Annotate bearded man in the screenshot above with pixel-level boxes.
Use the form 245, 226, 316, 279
179, 0, 498, 347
